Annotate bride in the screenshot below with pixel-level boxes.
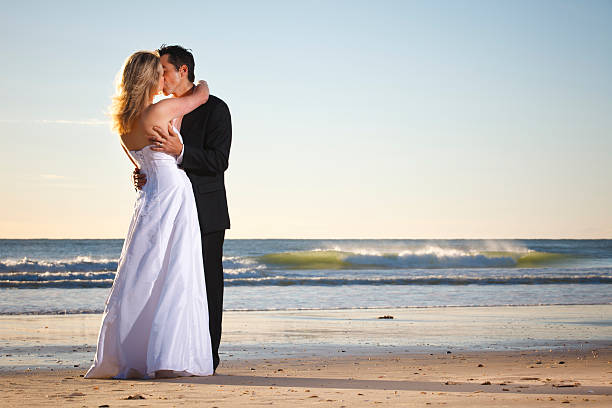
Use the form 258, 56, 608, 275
85, 50, 213, 379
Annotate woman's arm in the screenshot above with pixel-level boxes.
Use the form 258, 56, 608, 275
144, 80, 209, 124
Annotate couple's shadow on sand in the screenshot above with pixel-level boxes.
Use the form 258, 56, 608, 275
145, 374, 610, 396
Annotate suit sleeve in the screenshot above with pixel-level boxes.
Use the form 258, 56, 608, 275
181, 102, 232, 176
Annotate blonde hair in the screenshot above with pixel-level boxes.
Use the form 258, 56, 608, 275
111, 50, 161, 136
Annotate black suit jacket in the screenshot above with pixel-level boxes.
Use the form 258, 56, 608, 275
180, 95, 231, 234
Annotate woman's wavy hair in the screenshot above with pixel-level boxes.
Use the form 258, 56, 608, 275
110, 50, 160, 136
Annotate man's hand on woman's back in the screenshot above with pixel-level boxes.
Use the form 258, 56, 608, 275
133, 168, 147, 190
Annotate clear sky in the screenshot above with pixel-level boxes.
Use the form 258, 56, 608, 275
1, 0, 611, 239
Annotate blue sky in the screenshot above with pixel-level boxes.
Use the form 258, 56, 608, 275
1, 0, 611, 238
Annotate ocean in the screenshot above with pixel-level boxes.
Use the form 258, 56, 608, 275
0, 239, 611, 314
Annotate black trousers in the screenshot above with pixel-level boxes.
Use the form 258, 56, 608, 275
202, 229, 225, 370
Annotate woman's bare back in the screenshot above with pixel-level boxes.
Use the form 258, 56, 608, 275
121, 110, 169, 152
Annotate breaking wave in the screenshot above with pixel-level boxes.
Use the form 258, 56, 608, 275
257, 248, 570, 269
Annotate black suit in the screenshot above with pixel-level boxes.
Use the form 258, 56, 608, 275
179, 94, 231, 370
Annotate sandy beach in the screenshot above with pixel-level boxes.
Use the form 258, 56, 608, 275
1, 305, 611, 406
1, 349, 611, 407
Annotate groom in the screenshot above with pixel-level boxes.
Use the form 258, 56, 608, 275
133, 44, 231, 372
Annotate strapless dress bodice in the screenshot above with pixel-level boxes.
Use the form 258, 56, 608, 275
129, 126, 183, 171
129, 145, 178, 171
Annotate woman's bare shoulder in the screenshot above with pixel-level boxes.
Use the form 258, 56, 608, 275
141, 100, 172, 127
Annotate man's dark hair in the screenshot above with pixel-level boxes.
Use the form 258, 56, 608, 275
158, 44, 195, 82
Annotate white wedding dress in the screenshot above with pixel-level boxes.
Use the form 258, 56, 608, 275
85, 128, 213, 379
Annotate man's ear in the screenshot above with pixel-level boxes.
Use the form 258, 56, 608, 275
180, 64, 188, 78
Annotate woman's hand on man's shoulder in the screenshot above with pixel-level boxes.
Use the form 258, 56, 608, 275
194, 80, 210, 103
